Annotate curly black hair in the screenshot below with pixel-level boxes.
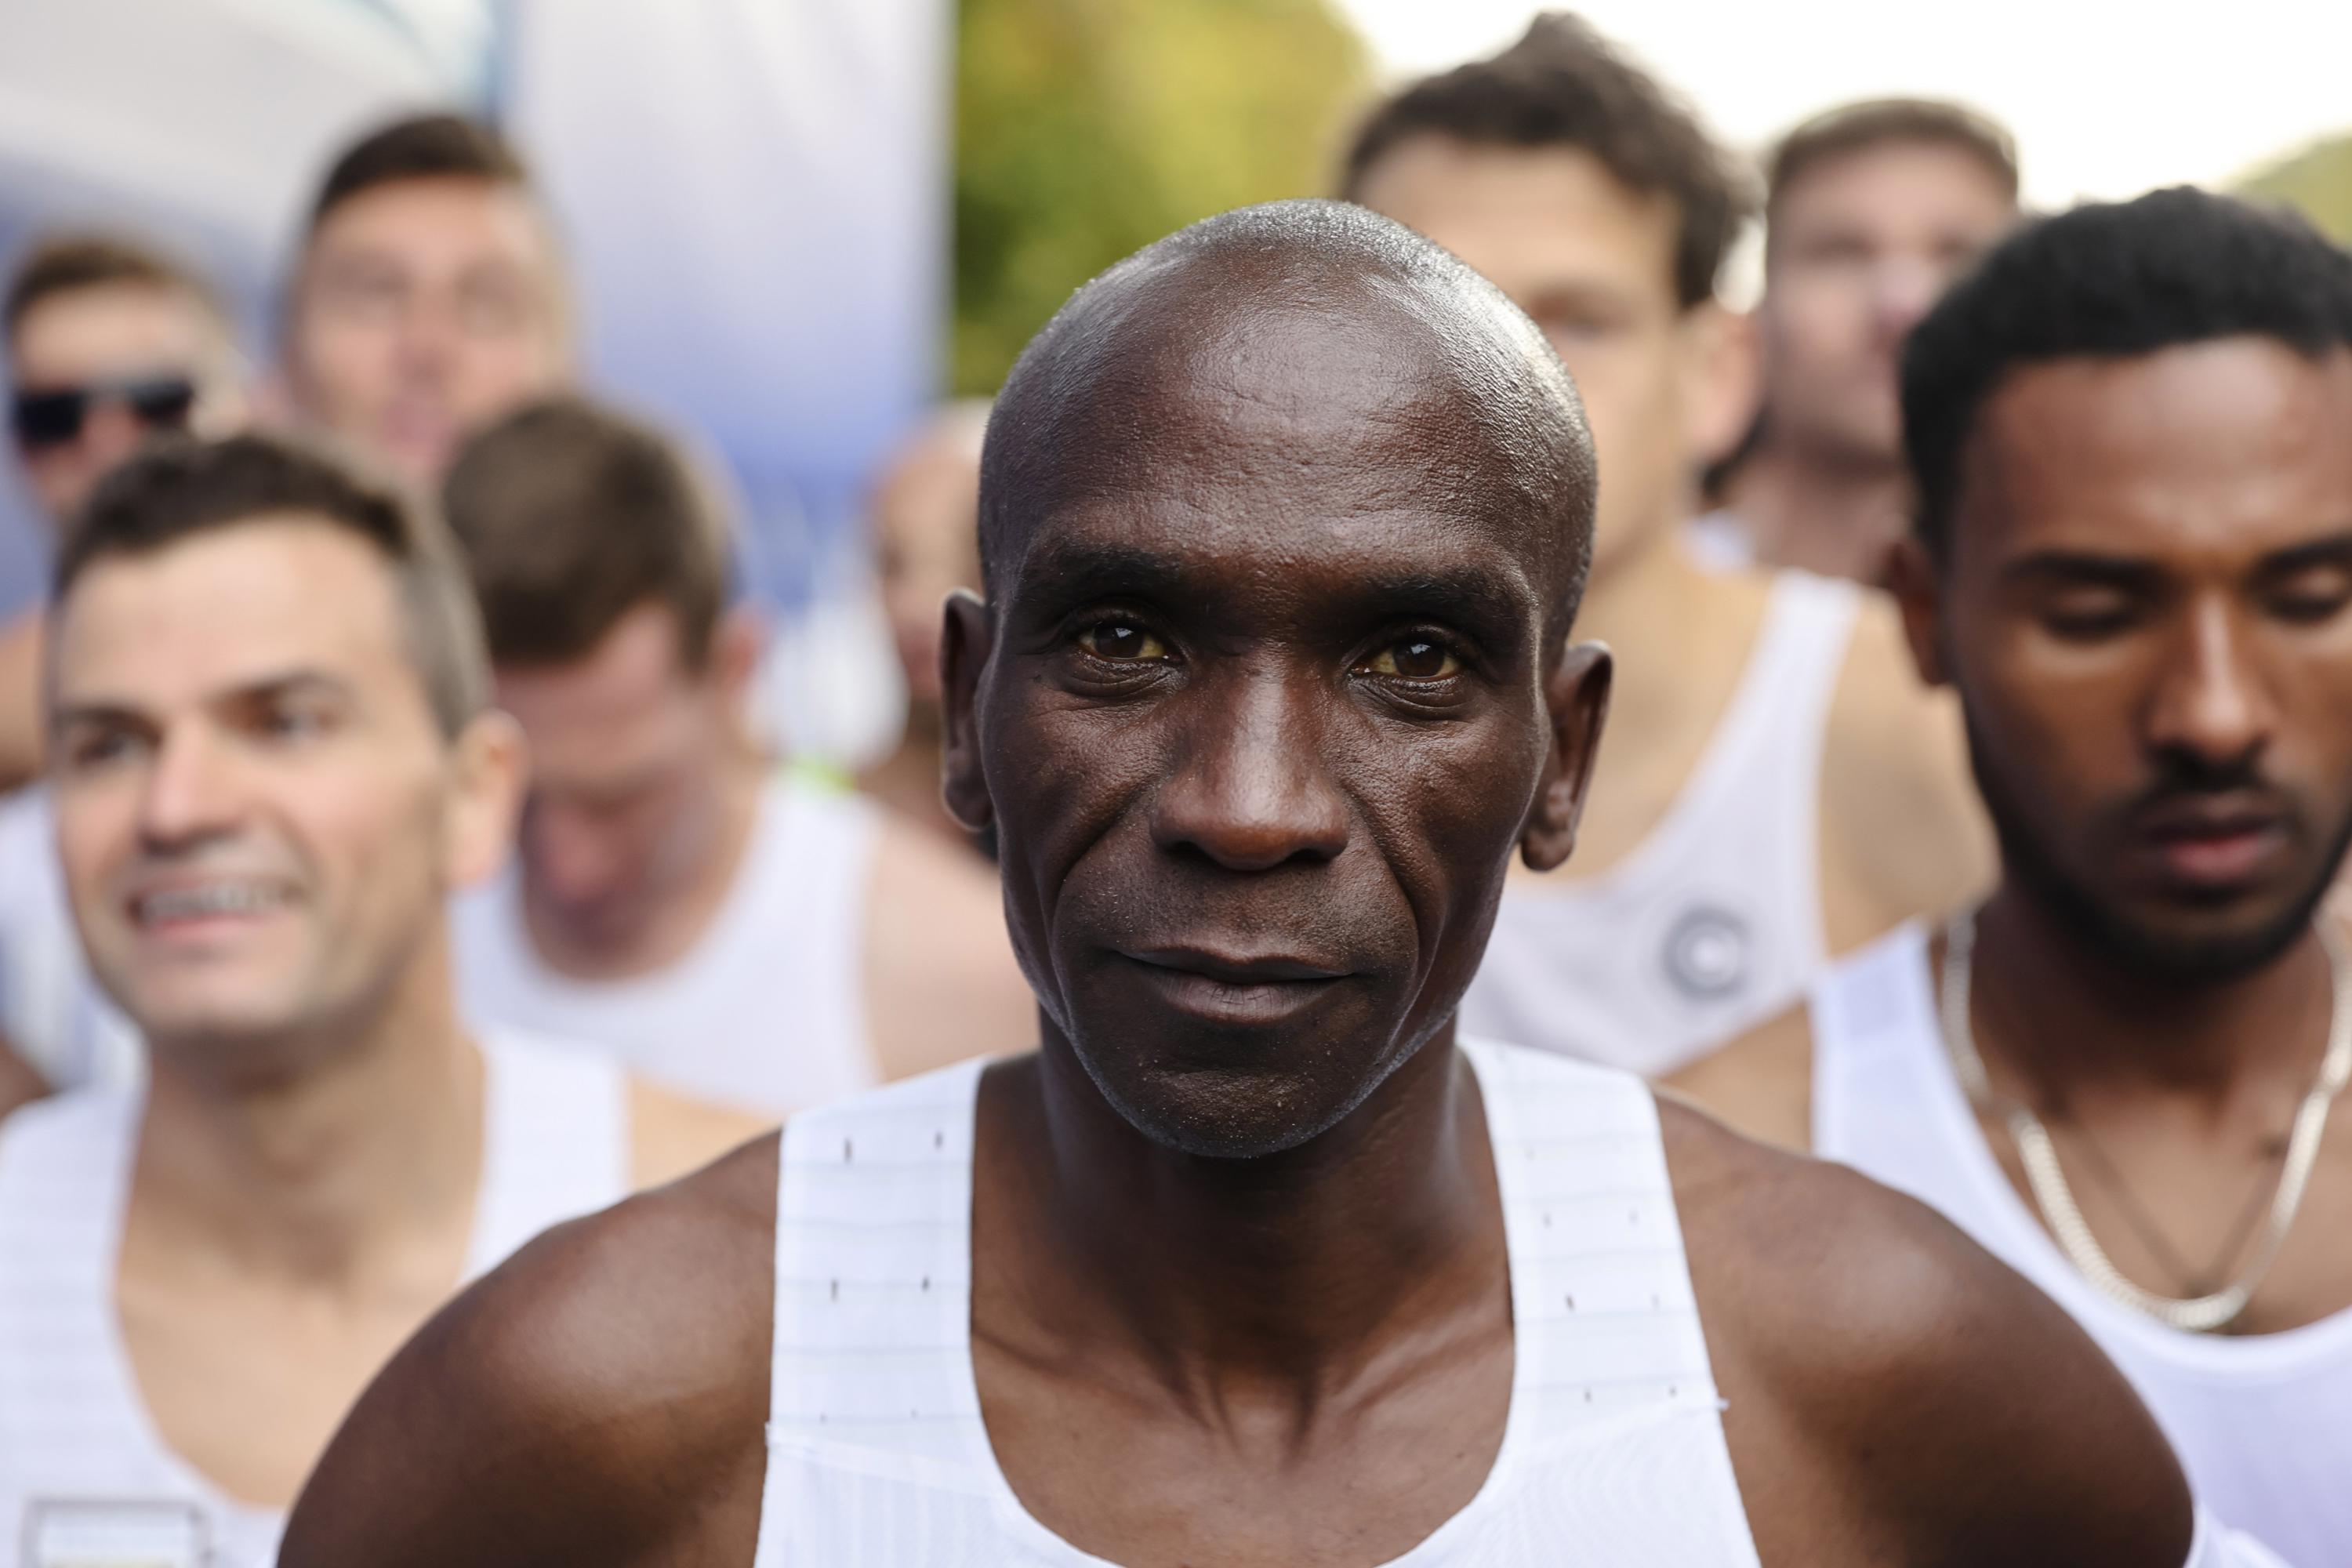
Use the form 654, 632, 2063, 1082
1902, 186, 2352, 557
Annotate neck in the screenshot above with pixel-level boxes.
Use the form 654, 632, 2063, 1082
1967, 882, 2336, 1112
134, 946, 485, 1290
1722, 437, 1910, 583
1014, 1023, 1501, 1406
1571, 521, 1759, 738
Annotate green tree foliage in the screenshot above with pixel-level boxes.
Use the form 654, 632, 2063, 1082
953, 0, 1372, 394
2238, 131, 2352, 243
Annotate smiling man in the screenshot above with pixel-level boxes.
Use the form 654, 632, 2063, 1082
285, 202, 2234, 1567
1673, 187, 2352, 1566
0, 435, 757, 1566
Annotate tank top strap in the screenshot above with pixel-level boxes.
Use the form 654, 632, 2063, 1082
760, 1057, 996, 1513
1807, 920, 1937, 1161
465, 1033, 632, 1279
1458, 1038, 1729, 1435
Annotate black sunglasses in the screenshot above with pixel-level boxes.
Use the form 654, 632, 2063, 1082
12, 375, 198, 451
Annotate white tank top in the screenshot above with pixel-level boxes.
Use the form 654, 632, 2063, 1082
0, 788, 141, 1094
455, 770, 881, 1116
1814, 926, 2336, 1568
750, 1037, 1761, 1566
1460, 572, 1860, 1080
0, 1033, 630, 1568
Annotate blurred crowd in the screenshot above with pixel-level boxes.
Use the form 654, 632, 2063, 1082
2, 9, 2349, 1568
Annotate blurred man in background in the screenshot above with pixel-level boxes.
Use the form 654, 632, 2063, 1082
0, 235, 250, 1107
1697, 99, 2020, 579
281, 112, 570, 488
859, 399, 992, 851
0, 434, 757, 1565
1346, 14, 1988, 1079
1673, 188, 2352, 1566
445, 397, 1031, 1116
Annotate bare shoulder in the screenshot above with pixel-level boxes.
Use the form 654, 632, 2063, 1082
0, 1031, 47, 1123
0, 612, 40, 790
281, 1135, 781, 1566
1661, 1002, 1814, 1152
1819, 596, 1992, 952
862, 808, 1033, 1079
626, 1076, 775, 1189
1661, 1102, 2190, 1566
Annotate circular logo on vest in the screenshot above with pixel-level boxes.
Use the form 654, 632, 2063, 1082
1661, 904, 1753, 1003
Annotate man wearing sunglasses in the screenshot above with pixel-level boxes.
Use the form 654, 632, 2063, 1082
0, 236, 249, 1114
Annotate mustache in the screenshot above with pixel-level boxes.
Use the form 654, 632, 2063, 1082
2124, 750, 2283, 814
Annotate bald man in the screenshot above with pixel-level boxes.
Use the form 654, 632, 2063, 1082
285, 202, 2235, 1568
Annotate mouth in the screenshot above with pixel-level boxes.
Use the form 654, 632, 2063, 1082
1113, 946, 1352, 1025
125, 877, 297, 935
2132, 796, 2291, 893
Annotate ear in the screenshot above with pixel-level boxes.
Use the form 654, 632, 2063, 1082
1678, 303, 1762, 470
939, 590, 996, 833
442, 709, 529, 891
1520, 640, 1613, 872
1886, 534, 1951, 688
709, 604, 769, 716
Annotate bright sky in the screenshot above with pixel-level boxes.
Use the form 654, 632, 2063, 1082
1334, 0, 2352, 209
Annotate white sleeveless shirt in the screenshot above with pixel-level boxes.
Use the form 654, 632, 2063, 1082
455, 770, 880, 1116
1814, 926, 2333, 1568
0, 1033, 630, 1568
750, 1037, 1762, 1566
1461, 572, 1860, 1079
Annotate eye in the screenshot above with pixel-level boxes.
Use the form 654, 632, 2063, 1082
63, 728, 142, 772
1076, 621, 1171, 662
258, 700, 336, 743
1361, 637, 1463, 681
2263, 568, 2352, 626
2037, 590, 2141, 643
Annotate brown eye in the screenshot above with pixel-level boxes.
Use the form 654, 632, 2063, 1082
1364, 638, 1461, 681
1078, 622, 1168, 662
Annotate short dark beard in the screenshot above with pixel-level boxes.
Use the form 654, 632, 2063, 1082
1965, 715, 2352, 985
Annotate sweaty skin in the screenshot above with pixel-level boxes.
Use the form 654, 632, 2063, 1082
283, 204, 2189, 1568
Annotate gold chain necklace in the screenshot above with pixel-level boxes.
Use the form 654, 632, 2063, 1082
1938, 909, 2352, 1333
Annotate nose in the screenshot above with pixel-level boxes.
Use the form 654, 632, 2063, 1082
1150, 667, 1351, 873
138, 724, 244, 848
2147, 597, 2273, 774
78, 399, 151, 470
1871, 255, 1944, 342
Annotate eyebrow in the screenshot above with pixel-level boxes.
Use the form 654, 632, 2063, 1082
51, 670, 356, 734
1011, 535, 1535, 631
2001, 530, 2352, 590
2252, 531, 2352, 577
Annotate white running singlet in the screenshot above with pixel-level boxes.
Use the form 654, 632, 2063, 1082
0, 788, 140, 1094
750, 1037, 1762, 1566
0, 1033, 630, 1568
454, 769, 881, 1116
1813, 926, 2323, 1568
1461, 572, 1860, 1079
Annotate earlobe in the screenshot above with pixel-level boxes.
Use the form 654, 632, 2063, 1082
938, 590, 996, 833
1521, 641, 1613, 873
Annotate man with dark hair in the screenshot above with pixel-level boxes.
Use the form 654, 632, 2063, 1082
0, 433, 758, 1564
283, 112, 569, 486
1701, 98, 2020, 579
1675, 187, 2352, 1565
286, 201, 2230, 1568
1345, 15, 1987, 1080
0, 234, 252, 1108
444, 397, 1030, 1115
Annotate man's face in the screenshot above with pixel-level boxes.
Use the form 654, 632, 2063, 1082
873, 437, 982, 713
1356, 139, 1736, 579
289, 177, 568, 485
1761, 141, 2015, 467
495, 604, 739, 956
1909, 339, 2352, 977
48, 520, 508, 1062
946, 295, 1606, 1159
10, 284, 245, 525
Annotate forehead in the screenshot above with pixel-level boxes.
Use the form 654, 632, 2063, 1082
1356, 137, 1678, 307
11, 284, 222, 383
53, 518, 416, 710
1960, 338, 2352, 565
307, 177, 555, 278
1773, 140, 2012, 241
